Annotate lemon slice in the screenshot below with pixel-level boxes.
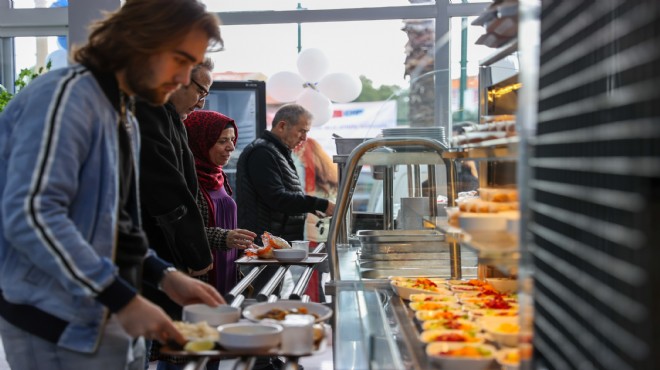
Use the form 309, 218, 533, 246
184, 340, 215, 352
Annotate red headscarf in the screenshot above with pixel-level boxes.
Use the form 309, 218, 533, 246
184, 110, 237, 193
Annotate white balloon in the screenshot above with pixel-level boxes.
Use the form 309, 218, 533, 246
267, 71, 304, 103
296, 48, 330, 83
318, 73, 362, 103
296, 89, 333, 126
45, 49, 68, 70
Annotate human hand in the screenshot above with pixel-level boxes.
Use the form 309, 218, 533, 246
325, 201, 335, 216
116, 295, 186, 345
160, 269, 225, 307
227, 229, 257, 249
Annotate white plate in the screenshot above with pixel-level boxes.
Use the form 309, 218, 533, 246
243, 301, 333, 323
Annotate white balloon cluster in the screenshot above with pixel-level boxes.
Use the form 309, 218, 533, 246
267, 48, 362, 126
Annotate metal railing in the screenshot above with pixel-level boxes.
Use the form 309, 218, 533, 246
326, 137, 456, 281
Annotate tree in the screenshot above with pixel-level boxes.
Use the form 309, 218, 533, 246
354, 75, 403, 102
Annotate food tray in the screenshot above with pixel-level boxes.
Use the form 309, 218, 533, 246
235, 253, 327, 265
160, 331, 328, 358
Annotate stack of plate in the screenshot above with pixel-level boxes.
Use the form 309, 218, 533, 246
381, 127, 447, 148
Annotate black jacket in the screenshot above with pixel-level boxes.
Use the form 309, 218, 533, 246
136, 102, 212, 271
236, 131, 328, 243
136, 102, 213, 318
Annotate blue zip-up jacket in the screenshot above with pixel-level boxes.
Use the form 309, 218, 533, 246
0, 65, 169, 353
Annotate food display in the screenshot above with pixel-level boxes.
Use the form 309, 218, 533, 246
389, 276, 521, 366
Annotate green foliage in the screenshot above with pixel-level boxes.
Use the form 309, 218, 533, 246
354, 75, 403, 103
0, 60, 52, 113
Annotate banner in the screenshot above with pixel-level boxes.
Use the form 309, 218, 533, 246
308, 100, 397, 156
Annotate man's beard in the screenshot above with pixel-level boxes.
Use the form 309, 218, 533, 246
125, 62, 173, 105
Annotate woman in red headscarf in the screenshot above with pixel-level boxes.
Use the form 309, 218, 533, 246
184, 110, 257, 295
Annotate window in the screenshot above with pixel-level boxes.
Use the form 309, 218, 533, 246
205, 0, 420, 12
11, 0, 66, 9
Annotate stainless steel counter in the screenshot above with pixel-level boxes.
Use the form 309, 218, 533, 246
327, 247, 444, 370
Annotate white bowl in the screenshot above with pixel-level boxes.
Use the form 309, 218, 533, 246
272, 248, 308, 262
182, 304, 241, 327
496, 348, 521, 370
243, 301, 333, 323
481, 317, 520, 347
426, 342, 496, 370
217, 322, 282, 352
290, 240, 310, 250
485, 277, 518, 294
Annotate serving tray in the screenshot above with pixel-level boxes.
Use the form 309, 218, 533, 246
235, 253, 327, 265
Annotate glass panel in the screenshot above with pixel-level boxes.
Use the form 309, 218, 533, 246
205, 0, 424, 12
214, 19, 410, 138
450, 16, 490, 123
13, 36, 67, 82
11, 0, 67, 9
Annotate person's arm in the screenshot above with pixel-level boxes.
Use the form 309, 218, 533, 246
247, 147, 329, 214
135, 102, 212, 274
1, 76, 136, 310
196, 192, 256, 250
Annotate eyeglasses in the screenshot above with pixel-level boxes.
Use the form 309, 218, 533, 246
189, 78, 209, 101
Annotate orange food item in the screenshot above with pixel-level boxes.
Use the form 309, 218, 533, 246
432, 333, 476, 342
245, 232, 292, 259
497, 323, 520, 333
438, 346, 492, 358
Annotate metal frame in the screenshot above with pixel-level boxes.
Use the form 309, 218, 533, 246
0, 1, 486, 90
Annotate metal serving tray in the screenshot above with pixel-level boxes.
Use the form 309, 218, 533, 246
356, 229, 446, 243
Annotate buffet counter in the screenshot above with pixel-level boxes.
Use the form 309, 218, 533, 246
328, 246, 436, 370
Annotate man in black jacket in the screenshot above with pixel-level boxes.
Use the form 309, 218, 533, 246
236, 104, 335, 243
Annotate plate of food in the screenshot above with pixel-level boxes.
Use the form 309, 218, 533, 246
409, 301, 461, 312
409, 293, 458, 303
162, 321, 221, 355
421, 318, 481, 332
390, 277, 452, 299
419, 329, 485, 344
243, 301, 333, 324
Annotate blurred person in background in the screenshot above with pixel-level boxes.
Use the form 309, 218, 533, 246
293, 137, 338, 243
0, 1, 224, 369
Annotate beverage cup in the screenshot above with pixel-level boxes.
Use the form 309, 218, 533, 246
291, 240, 310, 251
280, 314, 315, 355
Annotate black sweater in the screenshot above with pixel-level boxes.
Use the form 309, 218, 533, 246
236, 131, 328, 243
